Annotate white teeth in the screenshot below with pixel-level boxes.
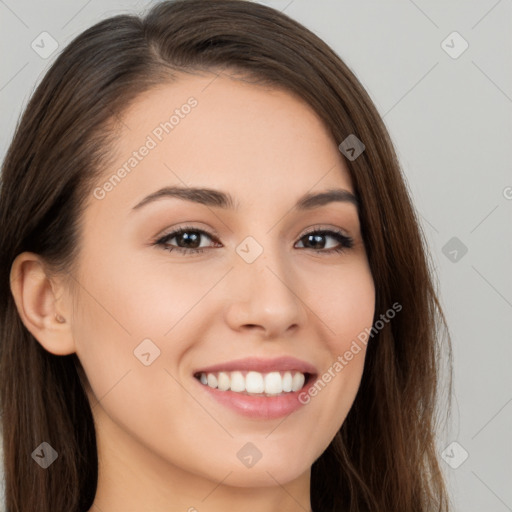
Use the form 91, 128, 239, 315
291, 372, 305, 392
282, 371, 292, 392
246, 371, 264, 393
207, 373, 217, 388
217, 371, 230, 391
230, 371, 245, 392
198, 370, 308, 395
264, 371, 282, 394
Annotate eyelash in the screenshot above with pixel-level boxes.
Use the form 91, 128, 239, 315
153, 225, 354, 256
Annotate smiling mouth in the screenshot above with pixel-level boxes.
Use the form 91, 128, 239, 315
194, 370, 314, 396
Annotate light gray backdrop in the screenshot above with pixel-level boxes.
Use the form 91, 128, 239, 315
1, 1, 511, 511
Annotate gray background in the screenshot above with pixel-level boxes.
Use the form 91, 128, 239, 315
1, 1, 511, 510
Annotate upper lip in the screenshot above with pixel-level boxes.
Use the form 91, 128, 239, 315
194, 356, 318, 375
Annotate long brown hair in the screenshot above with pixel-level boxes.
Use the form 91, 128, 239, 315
0, 1, 453, 510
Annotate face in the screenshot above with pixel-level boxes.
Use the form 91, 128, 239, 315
71, 71, 375, 489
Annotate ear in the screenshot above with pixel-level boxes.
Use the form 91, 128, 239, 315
9, 252, 76, 356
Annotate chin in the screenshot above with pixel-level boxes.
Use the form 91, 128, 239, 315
211, 453, 312, 488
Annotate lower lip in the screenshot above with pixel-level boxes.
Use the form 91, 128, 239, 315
194, 376, 316, 419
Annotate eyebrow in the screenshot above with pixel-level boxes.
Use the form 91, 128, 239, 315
131, 186, 359, 212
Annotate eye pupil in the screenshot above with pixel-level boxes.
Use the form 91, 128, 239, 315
179, 232, 201, 248
306, 234, 325, 249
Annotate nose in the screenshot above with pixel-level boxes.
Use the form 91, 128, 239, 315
223, 242, 308, 339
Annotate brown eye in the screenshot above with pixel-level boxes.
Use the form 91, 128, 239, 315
296, 229, 354, 254
155, 227, 220, 255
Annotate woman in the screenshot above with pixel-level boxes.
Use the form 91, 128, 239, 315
0, 1, 453, 510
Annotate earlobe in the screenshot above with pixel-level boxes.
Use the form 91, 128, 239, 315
9, 252, 76, 356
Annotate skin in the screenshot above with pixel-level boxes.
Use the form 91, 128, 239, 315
10, 70, 375, 512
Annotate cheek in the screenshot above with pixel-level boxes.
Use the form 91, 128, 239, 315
299, 259, 374, 431
70, 266, 199, 445
71, 251, 230, 430
72, 247, 207, 352
307, 257, 376, 347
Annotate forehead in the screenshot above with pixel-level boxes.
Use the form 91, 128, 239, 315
89, 71, 355, 217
